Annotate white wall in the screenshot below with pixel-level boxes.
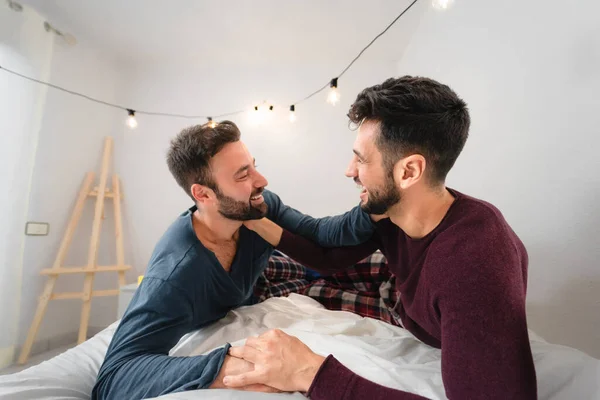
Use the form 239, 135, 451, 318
116, 60, 398, 277
15, 37, 130, 353
0, 4, 129, 363
396, 0, 600, 357
0, 4, 53, 368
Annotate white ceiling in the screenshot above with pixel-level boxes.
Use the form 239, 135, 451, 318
19, 0, 426, 64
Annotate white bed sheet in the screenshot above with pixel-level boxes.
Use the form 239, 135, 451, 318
0, 294, 598, 400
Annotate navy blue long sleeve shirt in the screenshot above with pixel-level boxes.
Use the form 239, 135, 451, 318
91, 190, 374, 400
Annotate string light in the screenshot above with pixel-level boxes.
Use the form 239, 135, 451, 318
289, 105, 297, 123
432, 0, 454, 10
327, 78, 340, 106
0, 1, 419, 125
126, 109, 138, 129
250, 104, 268, 125
207, 117, 217, 128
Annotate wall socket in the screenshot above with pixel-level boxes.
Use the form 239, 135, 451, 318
25, 222, 50, 236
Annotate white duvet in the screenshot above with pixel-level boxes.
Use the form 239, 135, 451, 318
1, 294, 599, 399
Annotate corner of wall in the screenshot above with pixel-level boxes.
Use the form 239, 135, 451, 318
8, 3, 56, 356
0, 346, 15, 369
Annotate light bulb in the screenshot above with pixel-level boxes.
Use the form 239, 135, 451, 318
432, 0, 454, 10
126, 109, 138, 129
327, 78, 340, 106
207, 117, 216, 128
126, 115, 138, 129
327, 87, 340, 105
250, 105, 267, 125
289, 105, 296, 123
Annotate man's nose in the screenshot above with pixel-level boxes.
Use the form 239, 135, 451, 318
254, 170, 268, 189
345, 159, 357, 178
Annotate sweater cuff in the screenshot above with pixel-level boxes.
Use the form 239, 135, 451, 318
306, 355, 355, 400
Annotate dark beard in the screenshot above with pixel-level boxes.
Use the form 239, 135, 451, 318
215, 188, 268, 221
360, 175, 400, 215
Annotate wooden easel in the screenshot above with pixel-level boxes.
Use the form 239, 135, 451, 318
18, 136, 131, 364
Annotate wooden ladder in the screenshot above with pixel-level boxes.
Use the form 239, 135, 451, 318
18, 136, 131, 364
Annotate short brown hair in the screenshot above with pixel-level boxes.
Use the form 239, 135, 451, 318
167, 120, 241, 201
349, 76, 470, 184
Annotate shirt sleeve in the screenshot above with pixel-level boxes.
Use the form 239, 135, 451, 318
434, 260, 537, 399
307, 355, 429, 400
424, 216, 537, 400
92, 277, 229, 399
276, 229, 380, 274
263, 189, 375, 247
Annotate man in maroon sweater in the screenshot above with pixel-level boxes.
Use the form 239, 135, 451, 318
223, 76, 537, 399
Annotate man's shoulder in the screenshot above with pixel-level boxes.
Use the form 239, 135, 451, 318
427, 189, 527, 275
147, 242, 203, 278
450, 189, 507, 224
146, 207, 205, 281
441, 189, 520, 242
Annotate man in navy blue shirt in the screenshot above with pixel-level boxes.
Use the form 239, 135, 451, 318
91, 121, 374, 400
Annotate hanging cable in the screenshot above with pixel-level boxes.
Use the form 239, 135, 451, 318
336, 0, 418, 79
0, 0, 420, 122
291, 0, 419, 106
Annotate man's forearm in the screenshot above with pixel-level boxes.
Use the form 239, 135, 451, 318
307, 356, 429, 400
263, 190, 375, 246
244, 218, 283, 246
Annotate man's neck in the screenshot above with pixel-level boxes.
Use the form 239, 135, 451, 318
387, 185, 455, 239
192, 208, 241, 243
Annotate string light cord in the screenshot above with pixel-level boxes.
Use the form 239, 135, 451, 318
335, 0, 418, 80
291, 0, 419, 106
0, 0, 420, 121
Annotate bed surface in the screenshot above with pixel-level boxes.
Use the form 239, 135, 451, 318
1, 294, 598, 399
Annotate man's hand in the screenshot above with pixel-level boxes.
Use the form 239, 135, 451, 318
209, 354, 281, 393
223, 329, 326, 393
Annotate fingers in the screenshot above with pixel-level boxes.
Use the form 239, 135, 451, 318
244, 336, 262, 348
236, 330, 290, 357
223, 370, 263, 388
228, 345, 261, 363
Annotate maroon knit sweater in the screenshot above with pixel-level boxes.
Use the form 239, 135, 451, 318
276, 189, 537, 399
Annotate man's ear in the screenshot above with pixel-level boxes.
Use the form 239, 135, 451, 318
393, 154, 426, 190
191, 183, 214, 206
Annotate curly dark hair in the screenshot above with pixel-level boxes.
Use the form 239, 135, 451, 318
348, 76, 470, 184
167, 120, 241, 201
